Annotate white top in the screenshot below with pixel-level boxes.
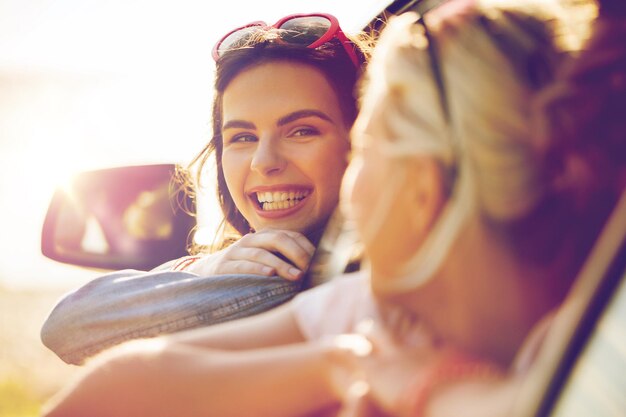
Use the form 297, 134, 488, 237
293, 270, 556, 376
292, 272, 378, 339
292, 271, 432, 348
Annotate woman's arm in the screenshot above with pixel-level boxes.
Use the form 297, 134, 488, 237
41, 269, 301, 364
167, 298, 308, 350
41, 228, 317, 364
42, 337, 343, 417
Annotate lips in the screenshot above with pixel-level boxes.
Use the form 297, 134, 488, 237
255, 189, 310, 211
247, 186, 312, 217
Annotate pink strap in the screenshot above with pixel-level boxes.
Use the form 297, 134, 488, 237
397, 350, 503, 417
171, 255, 202, 271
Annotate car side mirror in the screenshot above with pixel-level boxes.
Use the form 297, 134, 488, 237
41, 164, 196, 271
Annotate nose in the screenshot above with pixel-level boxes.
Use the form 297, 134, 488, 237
250, 137, 287, 176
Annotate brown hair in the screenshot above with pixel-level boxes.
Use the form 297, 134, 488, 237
519, 4, 626, 278
437, 0, 624, 283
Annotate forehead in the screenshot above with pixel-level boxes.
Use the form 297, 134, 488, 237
221, 61, 344, 125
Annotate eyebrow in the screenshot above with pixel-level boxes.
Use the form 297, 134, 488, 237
222, 120, 256, 131
277, 109, 334, 126
222, 109, 335, 132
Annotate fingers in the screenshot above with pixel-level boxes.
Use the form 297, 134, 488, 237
235, 229, 315, 271
213, 259, 277, 277
255, 229, 316, 263
187, 229, 316, 281
337, 382, 389, 417
214, 256, 301, 281
354, 319, 396, 354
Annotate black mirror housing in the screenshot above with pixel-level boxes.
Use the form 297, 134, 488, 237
41, 164, 196, 271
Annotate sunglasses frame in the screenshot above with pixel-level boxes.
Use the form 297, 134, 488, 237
416, 13, 460, 189
212, 13, 361, 67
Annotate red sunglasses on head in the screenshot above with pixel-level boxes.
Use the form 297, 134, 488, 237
212, 13, 361, 68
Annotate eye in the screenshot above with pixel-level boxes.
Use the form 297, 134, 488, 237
227, 133, 258, 144
289, 126, 320, 138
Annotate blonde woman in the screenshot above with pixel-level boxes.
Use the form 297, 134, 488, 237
43, 0, 624, 416
331, 0, 625, 414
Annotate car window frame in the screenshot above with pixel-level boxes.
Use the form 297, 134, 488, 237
513, 190, 626, 417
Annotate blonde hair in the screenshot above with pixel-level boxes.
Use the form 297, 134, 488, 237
354, 0, 599, 293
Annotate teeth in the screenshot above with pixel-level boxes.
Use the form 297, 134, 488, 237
256, 189, 310, 211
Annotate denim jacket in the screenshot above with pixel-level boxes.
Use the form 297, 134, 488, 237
40, 269, 301, 365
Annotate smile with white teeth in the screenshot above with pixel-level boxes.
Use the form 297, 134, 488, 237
255, 190, 310, 211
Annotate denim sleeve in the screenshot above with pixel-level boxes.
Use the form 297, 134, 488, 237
40, 270, 301, 365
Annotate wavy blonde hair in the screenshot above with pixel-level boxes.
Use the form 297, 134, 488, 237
353, 0, 622, 293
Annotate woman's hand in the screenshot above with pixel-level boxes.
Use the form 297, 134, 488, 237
349, 326, 442, 414
322, 330, 428, 417
329, 321, 513, 417
182, 229, 316, 281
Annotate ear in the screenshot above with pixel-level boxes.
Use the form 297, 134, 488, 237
405, 157, 447, 238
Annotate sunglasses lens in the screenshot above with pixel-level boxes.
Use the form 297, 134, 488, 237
278, 16, 331, 45
217, 26, 262, 57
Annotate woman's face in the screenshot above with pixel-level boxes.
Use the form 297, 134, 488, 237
342, 136, 425, 279
221, 61, 351, 237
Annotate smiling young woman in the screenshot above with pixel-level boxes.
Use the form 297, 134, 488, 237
40, 13, 371, 365
220, 61, 350, 241
184, 14, 370, 280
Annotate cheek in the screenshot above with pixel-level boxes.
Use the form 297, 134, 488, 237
344, 153, 398, 250
342, 155, 369, 221
304, 141, 349, 203
221, 151, 248, 204
320, 155, 348, 200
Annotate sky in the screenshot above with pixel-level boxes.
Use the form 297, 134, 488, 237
0, 0, 388, 290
